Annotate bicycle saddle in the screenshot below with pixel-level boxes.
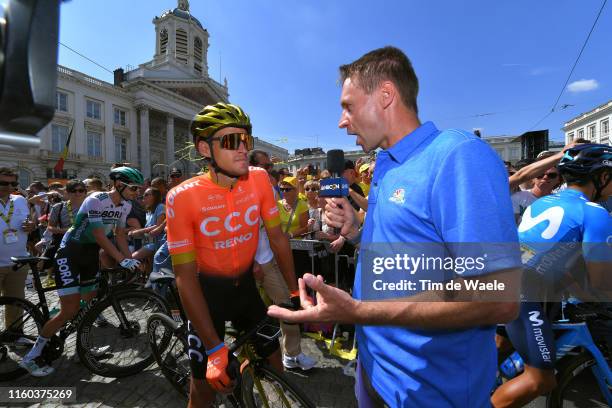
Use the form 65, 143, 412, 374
149, 268, 175, 285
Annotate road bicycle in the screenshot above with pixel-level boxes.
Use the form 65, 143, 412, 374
146, 268, 314, 407
0, 255, 169, 380
497, 302, 612, 407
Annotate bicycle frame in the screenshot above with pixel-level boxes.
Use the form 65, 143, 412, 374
553, 322, 612, 405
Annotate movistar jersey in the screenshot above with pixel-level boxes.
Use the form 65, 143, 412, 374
62, 191, 131, 245
518, 189, 612, 293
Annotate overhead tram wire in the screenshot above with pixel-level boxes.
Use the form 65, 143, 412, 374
526, 0, 608, 132
59, 42, 114, 74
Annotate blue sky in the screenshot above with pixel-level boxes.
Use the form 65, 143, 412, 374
57, 0, 611, 152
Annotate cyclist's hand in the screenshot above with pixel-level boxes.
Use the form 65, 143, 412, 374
206, 344, 234, 393
119, 258, 141, 271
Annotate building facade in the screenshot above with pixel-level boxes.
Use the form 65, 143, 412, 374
483, 136, 522, 163
1, 0, 285, 188
286, 150, 368, 174
562, 99, 611, 145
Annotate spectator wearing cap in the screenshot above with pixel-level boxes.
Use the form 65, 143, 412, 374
277, 177, 309, 240
168, 168, 183, 188
358, 162, 372, 197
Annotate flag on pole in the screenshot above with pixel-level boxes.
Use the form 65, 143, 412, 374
53, 122, 74, 174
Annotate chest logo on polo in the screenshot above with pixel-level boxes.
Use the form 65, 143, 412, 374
389, 188, 405, 205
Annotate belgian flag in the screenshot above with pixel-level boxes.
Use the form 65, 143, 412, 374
53, 121, 74, 173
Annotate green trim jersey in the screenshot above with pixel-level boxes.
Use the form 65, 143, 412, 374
61, 191, 132, 246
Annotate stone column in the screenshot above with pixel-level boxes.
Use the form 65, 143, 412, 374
129, 109, 138, 164
139, 107, 151, 180
166, 114, 175, 168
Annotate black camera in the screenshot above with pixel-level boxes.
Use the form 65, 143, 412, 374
0, 0, 61, 150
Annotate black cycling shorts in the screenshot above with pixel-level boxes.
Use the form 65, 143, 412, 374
187, 269, 278, 380
505, 302, 556, 370
53, 242, 100, 297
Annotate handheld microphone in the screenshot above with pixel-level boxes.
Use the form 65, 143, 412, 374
320, 150, 349, 236
319, 150, 349, 198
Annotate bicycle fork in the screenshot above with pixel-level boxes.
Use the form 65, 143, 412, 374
555, 323, 612, 404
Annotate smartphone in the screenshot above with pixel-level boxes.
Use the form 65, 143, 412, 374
256, 324, 281, 341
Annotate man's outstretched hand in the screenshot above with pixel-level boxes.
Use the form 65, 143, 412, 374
267, 273, 359, 324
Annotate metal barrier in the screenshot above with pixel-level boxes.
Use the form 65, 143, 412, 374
290, 238, 358, 362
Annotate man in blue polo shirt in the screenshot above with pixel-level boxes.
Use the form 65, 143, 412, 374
269, 46, 522, 407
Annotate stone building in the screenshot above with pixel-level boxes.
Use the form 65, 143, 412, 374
2, 0, 286, 187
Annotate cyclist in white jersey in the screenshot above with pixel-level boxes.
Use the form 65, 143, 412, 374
20, 167, 144, 376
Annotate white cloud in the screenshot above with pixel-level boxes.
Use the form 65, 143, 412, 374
567, 79, 599, 93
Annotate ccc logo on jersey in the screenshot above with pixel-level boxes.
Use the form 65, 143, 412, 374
518, 206, 565, 240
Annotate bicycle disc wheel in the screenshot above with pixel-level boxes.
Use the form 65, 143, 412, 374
147, 312, 190, 400
77, 289, 169, 377
546, 352, 610, 408
242, 364, 314, 408
0, 297, 44, 381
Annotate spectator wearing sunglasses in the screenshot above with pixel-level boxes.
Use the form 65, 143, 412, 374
0, 167, 36, 348
304, 180, 321, 233
511, 168, 562, 224
277, 177, 309, 240
41, 180, 88, 272
168, 168, 183, 188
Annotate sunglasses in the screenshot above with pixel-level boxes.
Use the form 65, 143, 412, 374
143, 192, 153, 197
305, 188, 319, 192
120, 182, 140, 192
209, 133, 254, 150
170, 174, 181, 179
537, 172, 558, 179
68, 188, 86, 193
0, 181, 19, 187
280, 187, 294, 192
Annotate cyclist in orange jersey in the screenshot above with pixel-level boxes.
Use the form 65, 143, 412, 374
166, 103, 301, 408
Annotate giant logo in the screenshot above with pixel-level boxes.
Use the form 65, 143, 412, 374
518, 206, 564, 239
199, 205, 259, 236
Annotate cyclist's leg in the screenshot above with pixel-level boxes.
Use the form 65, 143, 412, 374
231, 270, 282, 373
186, 319, 222, 407
491, 302, 556, 407
78, 244, 101, 303
186, 276, 230, 407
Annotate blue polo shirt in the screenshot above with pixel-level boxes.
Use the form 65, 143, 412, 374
354, 122, 521, 407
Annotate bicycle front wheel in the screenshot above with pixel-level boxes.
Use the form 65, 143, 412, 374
0, 297, 44, 381
546, 352, 611, 408
242, 364, 314, 408
77, 288, 169, 377
147, 312, 190, 400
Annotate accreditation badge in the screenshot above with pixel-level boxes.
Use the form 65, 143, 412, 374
3, 229, 18, 244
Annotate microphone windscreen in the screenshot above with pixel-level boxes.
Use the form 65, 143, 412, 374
327, 149, 345, 176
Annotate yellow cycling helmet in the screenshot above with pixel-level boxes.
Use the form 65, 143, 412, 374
190, 102, 252, 143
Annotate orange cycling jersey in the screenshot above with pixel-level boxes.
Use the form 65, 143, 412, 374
166, 167, 280, 277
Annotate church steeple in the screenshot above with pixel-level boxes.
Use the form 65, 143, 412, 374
153, 0, 209, 78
